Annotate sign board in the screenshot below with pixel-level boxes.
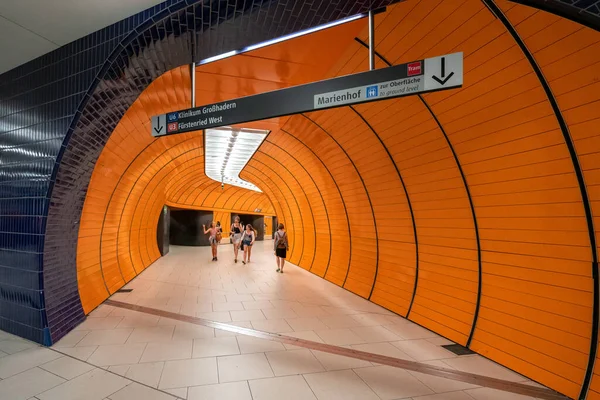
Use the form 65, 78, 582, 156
151, 52, 463, 137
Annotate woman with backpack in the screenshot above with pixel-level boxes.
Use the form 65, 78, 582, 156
274, 223, 289, 273
203, 221, 220, 261
230, 216, 243, 263
241, 224, 255, 264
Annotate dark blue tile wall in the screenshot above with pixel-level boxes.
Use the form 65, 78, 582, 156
0, 0, 399, 345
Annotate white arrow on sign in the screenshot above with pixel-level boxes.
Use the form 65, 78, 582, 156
424, 52, 463, 91
151, 114, 166, 137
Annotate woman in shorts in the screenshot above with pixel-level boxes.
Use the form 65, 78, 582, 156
230, 216, 243, 263
203, 221, 219, 261
273, 223, 289, 273
241, 224, 255, 264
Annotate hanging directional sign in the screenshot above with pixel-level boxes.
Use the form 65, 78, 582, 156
152, 52, 463, 137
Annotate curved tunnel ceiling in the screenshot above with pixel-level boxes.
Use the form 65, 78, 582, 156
73, 0, 600, 399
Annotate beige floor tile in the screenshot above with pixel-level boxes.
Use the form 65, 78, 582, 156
0, 331, 15, 340
322, 306, 362, 316
262, 307, 299, 319
237, 336, 286, 354
243, 300, 274, 310
0, 339, 38, 354
413, 391, 476, 400
127, 326, 175, 343
140, 340, 193, 363
40, 356, 95, 379
350, 326, 402, 343
354, 365, 434, 399
292, 306, 330, 318
159, 358, 218, 389
251, 319, 293, 333
350, 342, 415, 361
265, 349, 325, 376
286, 317, 329, 332
315, 328, 365, 346
108, 365, 130, 375
37, 369, 129, 400
88, 305, 116, 318
249, 375, 317, 400
78, 329, 133, 346
0, 367, 65, 400
188, 381, 252, 400
465, 387, 538, 399
226, 294, 256, 302
319, 315, 364, 329
171, 324, 214, 341
179, 302, 213, 316
443, 356, 528, 382
310, 350, 372, 371
108, 382, 175, 400
164, 387, 187, 399
88, 343, 146, 366
52, 330, 90, 348
303, 370, 379, 400
125, 362, 165, 388
231, 309, 266, 321
270, 300, 301, 309
392, 339, 457, 361
56, 346, 98, 362
350, 313, 397, 326
0, 348, 62, 378
383, 323, 438, 339
217, 353, 274, 382
197, 311, 231, 323
213, 301, 245, 312
74, 317, 124, 331
116, 315, 160, 329
192, 337, 239, 358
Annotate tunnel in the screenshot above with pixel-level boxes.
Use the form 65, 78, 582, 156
1, 0, 600, 399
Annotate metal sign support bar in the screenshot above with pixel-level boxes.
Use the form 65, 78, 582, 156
191, 62, 196, 108
368, 10, 375, 70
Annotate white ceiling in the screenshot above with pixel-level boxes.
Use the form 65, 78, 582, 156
0, 0, 165, 75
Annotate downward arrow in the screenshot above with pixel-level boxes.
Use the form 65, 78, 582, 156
154, 115, 164, 134
432, 57, 454, 85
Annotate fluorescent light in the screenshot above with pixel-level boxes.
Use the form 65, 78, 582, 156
205, 127, 268, 192
244, 13, 365, 52
196, 13, 367, 66
198, 50, 238, 65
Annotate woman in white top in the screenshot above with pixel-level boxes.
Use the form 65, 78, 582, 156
241, 224, 255, 264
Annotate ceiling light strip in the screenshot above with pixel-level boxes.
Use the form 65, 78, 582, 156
205, 128, 268, 192
197, 13, 368, 66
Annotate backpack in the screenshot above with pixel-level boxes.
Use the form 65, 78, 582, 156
276, 232, 287, 249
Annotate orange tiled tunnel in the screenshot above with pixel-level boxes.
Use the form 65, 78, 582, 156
76, 1, 600, 398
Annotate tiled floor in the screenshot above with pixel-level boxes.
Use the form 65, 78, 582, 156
0, 242, 554, 399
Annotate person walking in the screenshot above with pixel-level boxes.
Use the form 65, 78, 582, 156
241, 224, 255, 264
203, 221, 219, 261
230, 216, 243, 263
274, 223, 289, 273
